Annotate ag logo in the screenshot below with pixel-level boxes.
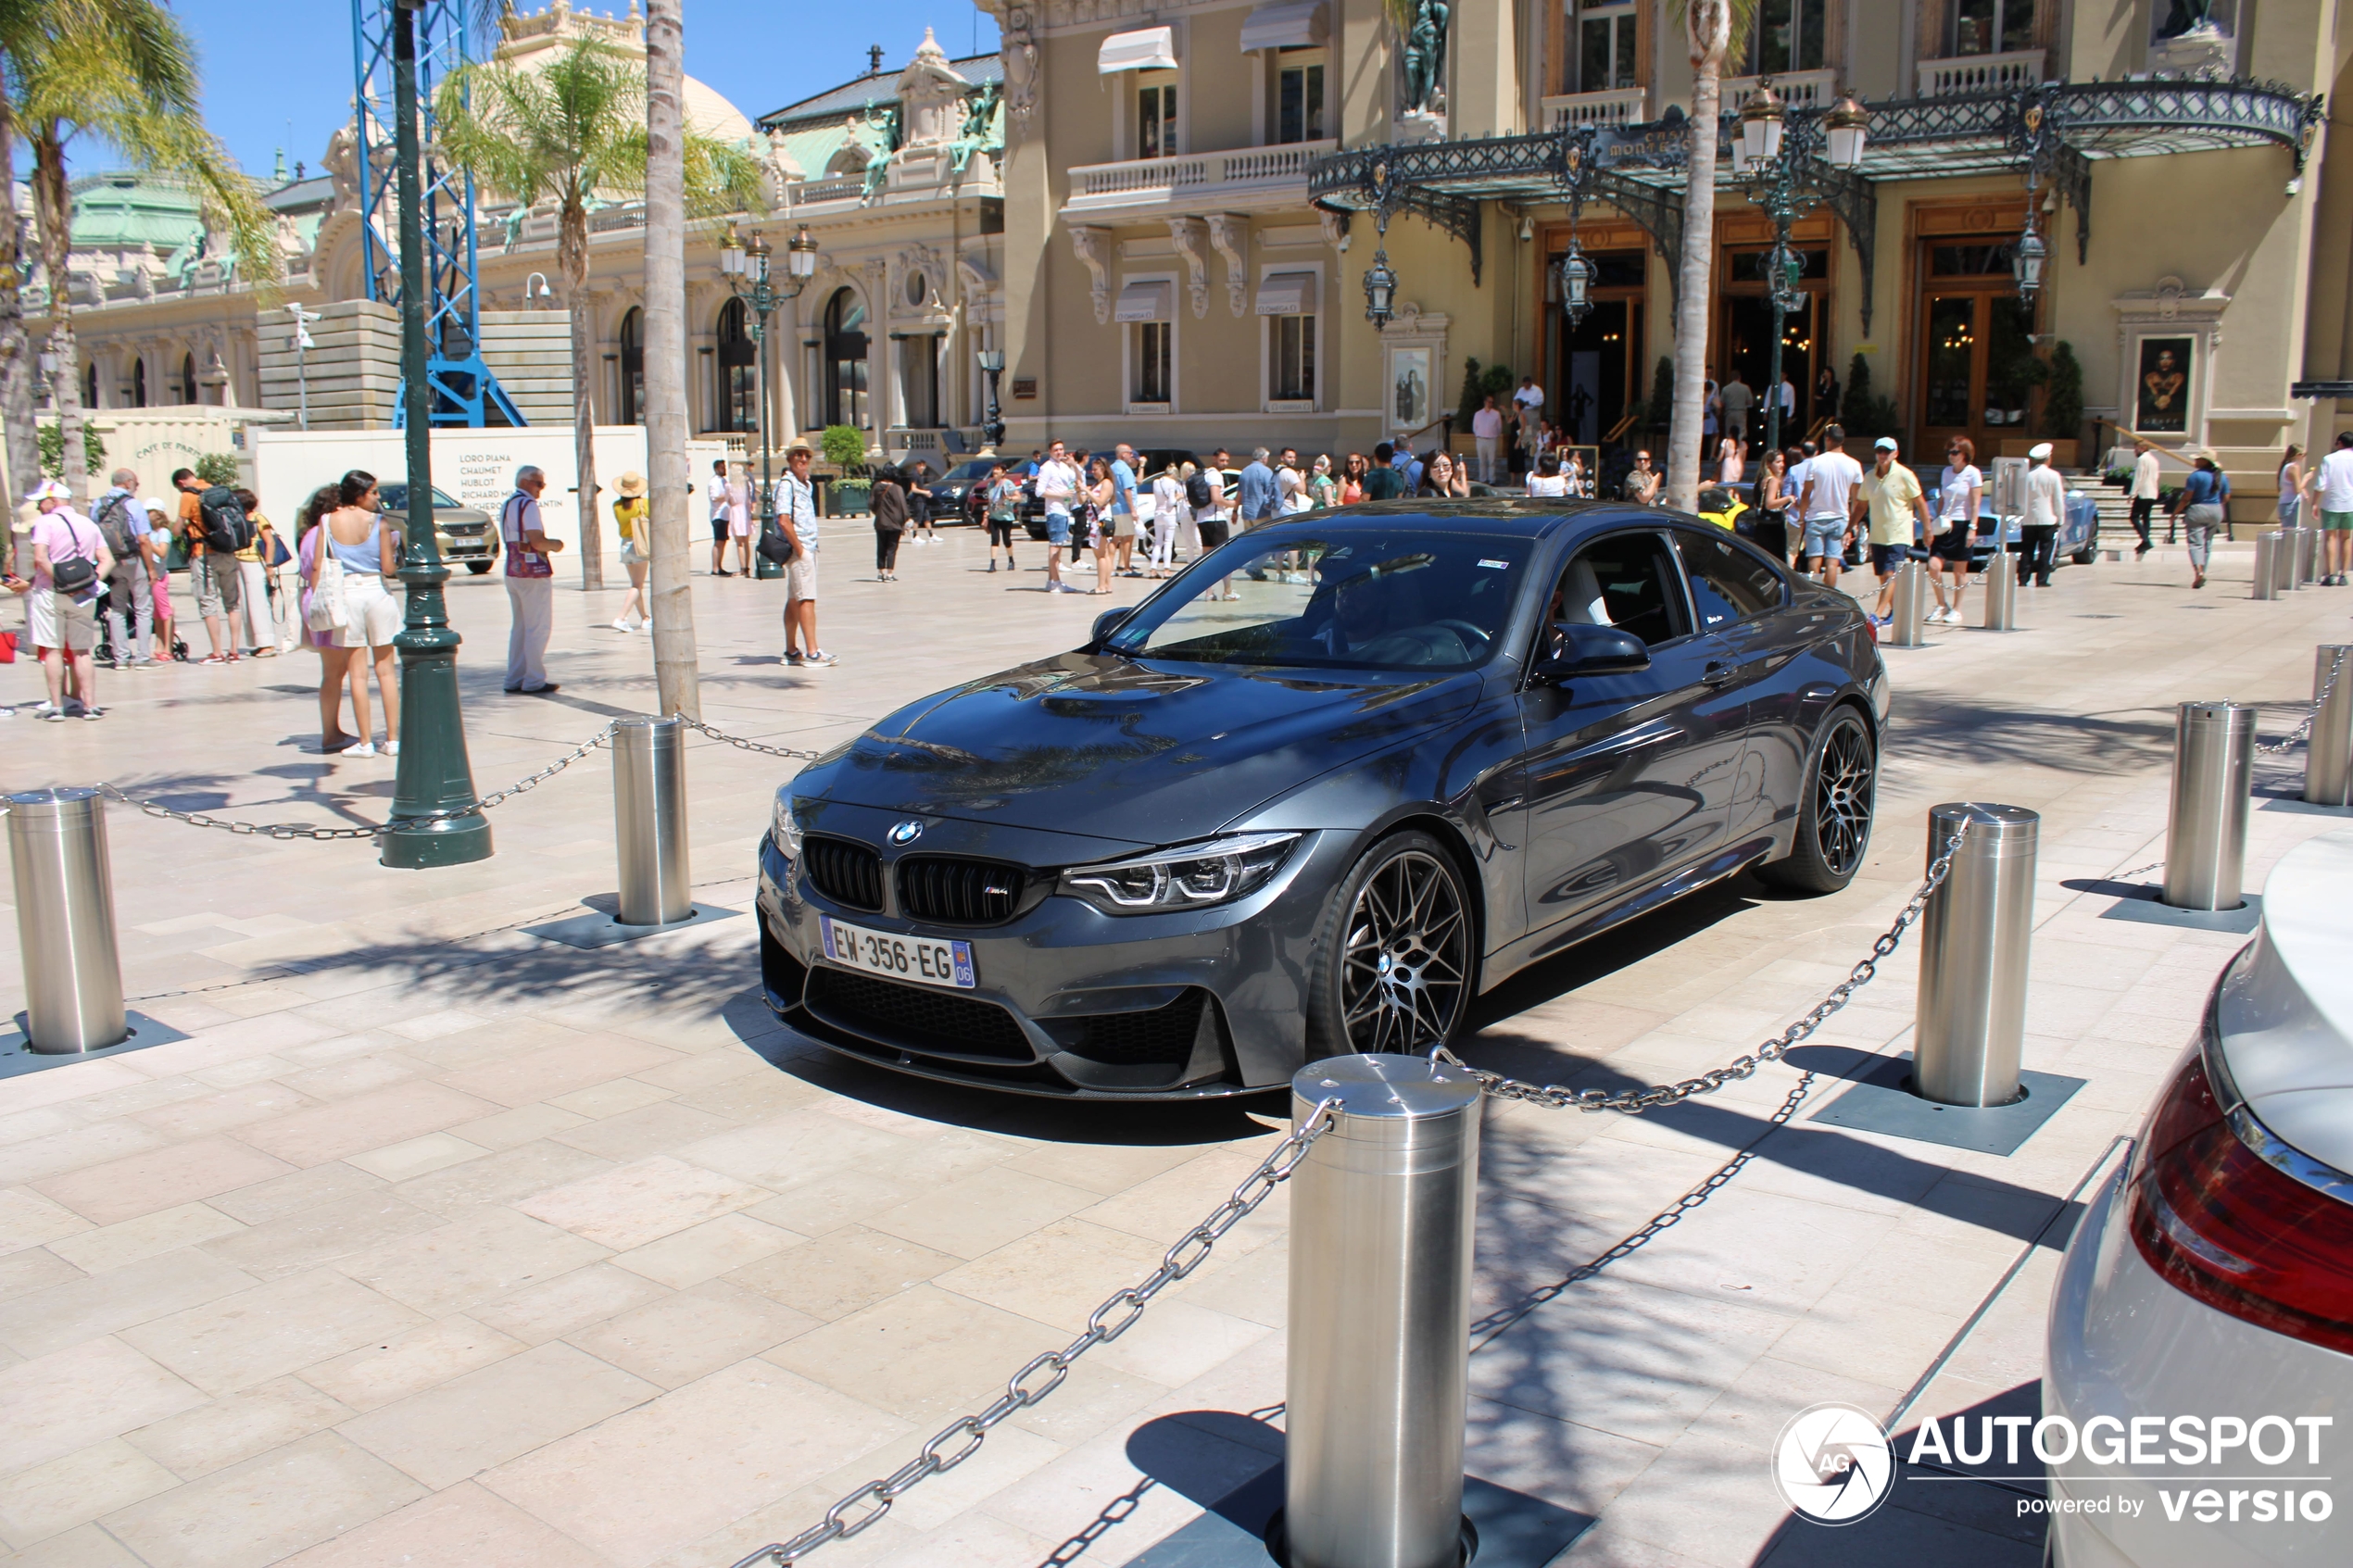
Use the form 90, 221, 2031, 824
887, 821, 925, 847
1771, 1402, 1894, 1525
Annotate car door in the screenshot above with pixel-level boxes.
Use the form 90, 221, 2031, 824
1514, 528, 1747, 942
1669, 527, 1799, 852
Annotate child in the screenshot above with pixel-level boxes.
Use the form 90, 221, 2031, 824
143, 498, 181, 660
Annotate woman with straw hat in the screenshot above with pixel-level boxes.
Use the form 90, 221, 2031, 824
611, 470, 652, 632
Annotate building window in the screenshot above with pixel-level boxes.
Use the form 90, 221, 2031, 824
902, 335, 941, 428
82, 361, 96, 409
1572, 1, 1639, 93
1747, 0, 1826, 74
1953, 0, 2034, 56
619, 307, 644, 425
1139, 74, 1178, 158
715, 296, 756, 433
1277, 53, 1325, 143
1135, 321, 1172, 403
181, 353, 197, 404
1271, 314, 1315, 402
823, 287, 870, 429
132, 358, 147, 408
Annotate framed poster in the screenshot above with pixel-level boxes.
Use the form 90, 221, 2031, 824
1389, 347, 1431, 433
2135, 338, 2193, 434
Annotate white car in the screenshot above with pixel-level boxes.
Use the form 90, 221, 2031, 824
2044, 827, 2353, 1565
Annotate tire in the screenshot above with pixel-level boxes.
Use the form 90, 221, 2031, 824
465, 561, 493, 575
2070, 547, 2096, 566
1755, 709, 1877, 895
1303, 830, 1475, 1060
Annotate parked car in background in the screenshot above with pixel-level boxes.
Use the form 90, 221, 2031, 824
927, 458, 1001, 525
378, 483, 498, 574
1921, 484, 2100, 571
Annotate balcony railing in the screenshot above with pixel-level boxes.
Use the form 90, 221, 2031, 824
1724, 69, 1837, 111
1919, 49, 2045, 98
792, 175, 870, 205
1541, 86, 1649, 129
1063, 140, 1335, 214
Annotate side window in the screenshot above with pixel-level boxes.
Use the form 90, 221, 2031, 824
1544, 533, 1690, 649
1674, 531, 1784, 630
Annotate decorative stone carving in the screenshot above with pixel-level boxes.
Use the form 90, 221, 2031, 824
1002, 5, 1038, 132
1166, 218, 1209, 319
1069, 225, 1112, 323
1204, 213, 1247, 317
1319, 209, 1351, 252
760, 128, 806, 208
897, 28, 972, 149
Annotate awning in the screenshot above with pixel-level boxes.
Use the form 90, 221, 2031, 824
1114, 280, 1175, 322
1099, 26, 1177, 74
1253, 271, 1319, 315
1239, 1, 1327, 52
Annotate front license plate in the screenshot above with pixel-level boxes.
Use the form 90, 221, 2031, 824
817, 915, 975, 989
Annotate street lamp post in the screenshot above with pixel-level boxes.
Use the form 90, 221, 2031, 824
720, 222, 819, 517
1736, 86, 1869, 458
382, 0, 489, 870
976, 347, 1006, 454
288, 304, 320, 432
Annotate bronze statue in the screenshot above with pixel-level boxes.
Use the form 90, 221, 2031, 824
1401, 0, 1451, 114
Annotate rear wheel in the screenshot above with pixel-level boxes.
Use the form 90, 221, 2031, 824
1304, 831, 1474, 1060
1755, 709, 1876, 895
465, 561, 493, 575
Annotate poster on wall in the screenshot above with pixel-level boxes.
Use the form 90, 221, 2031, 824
1390, 347, 1431, 433
2135, 338, 2193, 434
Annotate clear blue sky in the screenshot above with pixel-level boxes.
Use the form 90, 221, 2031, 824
123, 1, 999, 184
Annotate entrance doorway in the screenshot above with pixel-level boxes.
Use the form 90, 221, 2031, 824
1547, 248, 1645, 452
1717, 244, 1826, 448
1914, 241, 2037, 461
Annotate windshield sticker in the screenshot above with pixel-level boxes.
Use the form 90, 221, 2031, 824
1478, 558, 1509, 570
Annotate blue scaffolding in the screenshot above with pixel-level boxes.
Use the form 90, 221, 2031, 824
350, 0, 526, 427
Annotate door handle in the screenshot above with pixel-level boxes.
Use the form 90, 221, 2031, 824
1702, 661, 1737, 686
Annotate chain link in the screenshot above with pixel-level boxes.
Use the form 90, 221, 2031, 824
86, 722, 622, 841
2257, 647, 2345, 757
729, 1098, 1342, 1568
2109, 859, 2164, 884
1431, 820, 1970, 1114
673, 715, 826, 761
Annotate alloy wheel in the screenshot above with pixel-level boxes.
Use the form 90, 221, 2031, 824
1339, 849, 1469, 1054
1814, 719, 1875, 876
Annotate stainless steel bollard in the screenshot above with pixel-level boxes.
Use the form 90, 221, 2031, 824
2162, 702, 2256, 910
6, 788, 127, 1053
2304, 645, 2353, 809
2253, 533, 2284, 600
1889, 559, 1929, 647
2296, 526, 2321, 585
1981, 557, 2018, 631
1287, 1054, 1482, 1568
612, 716, 691, 925
2274, 529, 2301, 594
1915, 804, 2038, 1108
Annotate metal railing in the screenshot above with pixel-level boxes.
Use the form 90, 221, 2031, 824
1064, 140, 1334, 210
1918, 49, 2046, 98
1541, 85, 1649, 128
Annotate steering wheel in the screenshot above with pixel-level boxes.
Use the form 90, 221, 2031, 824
1432, 619, 1491, 649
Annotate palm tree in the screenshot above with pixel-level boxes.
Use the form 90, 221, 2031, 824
1667, 0, 1754, 512
640, 0, 698, 718
4, 0, 276, 501
435, 33, 757, 596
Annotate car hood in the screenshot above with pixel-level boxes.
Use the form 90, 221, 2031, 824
794, 651, 1481, 843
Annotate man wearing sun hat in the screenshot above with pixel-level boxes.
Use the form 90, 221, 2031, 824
25, 479, 113, 721
1855, 435, 1930, 628
2018, 441, 2069, 587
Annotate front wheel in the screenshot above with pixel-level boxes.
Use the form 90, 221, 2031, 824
1755, 709, 1876, 895
1304, 831, 1474, 1060
465, 561, 494, 575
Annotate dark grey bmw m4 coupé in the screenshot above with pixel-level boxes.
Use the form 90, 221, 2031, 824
756, 501, 1888, 1098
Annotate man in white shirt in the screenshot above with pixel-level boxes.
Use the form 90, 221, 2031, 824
1034, 440, 1082, 594
709, 458, 741, 577
1512, 377, 1544, 468
774, 446, 834, 665
1471, 395, 1504, 483
2018, 441, 2070, 587
2129, 438, 2163, 558
2310, 430, 2353, 584
1796, 425, 1864, 588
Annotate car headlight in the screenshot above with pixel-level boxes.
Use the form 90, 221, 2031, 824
1058, 833, 1299, 915
770, 792, 801, 859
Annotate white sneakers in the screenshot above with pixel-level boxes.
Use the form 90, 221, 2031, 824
611, 617, 652, 633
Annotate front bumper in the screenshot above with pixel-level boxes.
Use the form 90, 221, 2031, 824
754, 826, 1353, 1098
436, 524, 497, 561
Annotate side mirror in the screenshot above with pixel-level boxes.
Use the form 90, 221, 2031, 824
1090, 608, 1133, 647
1534, 621, 1649, 684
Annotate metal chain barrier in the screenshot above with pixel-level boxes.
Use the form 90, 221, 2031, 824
2257, 647, 2345, 756
1430, 820, 1970, 1114
673, 715, 826, 761
729, 1098, 1343, 1568
83, 722, 623, 841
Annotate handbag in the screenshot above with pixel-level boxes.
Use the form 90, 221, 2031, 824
268, 531, 293, 568
305, 547, 349, 632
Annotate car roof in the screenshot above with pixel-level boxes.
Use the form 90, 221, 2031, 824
1248, 498, 1679, 540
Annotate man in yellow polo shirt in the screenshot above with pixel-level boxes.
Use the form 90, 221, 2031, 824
1853, 435, 1931, 630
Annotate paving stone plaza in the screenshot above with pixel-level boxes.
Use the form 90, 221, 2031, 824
0, 535, 2346, 1568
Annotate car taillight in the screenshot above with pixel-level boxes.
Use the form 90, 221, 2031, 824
2124, 1048, 2353, 1357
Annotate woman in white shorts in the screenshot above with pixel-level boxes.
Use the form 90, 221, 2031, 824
304, 470, 402, 756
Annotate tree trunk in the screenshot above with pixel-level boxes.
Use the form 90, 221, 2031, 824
0, 108, 42, 545
560, 200, 604, 590
31, 132, 88, 504
1668, 12, 1729, 514
642, 0, 700, 718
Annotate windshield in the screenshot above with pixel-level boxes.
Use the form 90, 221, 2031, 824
945, 460, 997, 482
379, 483, 460, 510
1102, 531, 1529, 671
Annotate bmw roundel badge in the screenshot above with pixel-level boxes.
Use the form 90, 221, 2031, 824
888, 820, 925, 847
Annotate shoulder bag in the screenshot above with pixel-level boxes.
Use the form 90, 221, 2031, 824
305, 539, 349, 632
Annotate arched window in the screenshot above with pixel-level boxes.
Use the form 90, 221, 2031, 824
132, 358, 148, 408
82, 361, 98, 410
715, 297, 756, 433
618, 307, 644, 425
181, 353, 198, 404
823, 288, 869, 430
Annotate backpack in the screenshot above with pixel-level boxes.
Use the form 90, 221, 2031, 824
197, 486, 254, 555
94, 494, 140, 583
1186, 470, 1213, 509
